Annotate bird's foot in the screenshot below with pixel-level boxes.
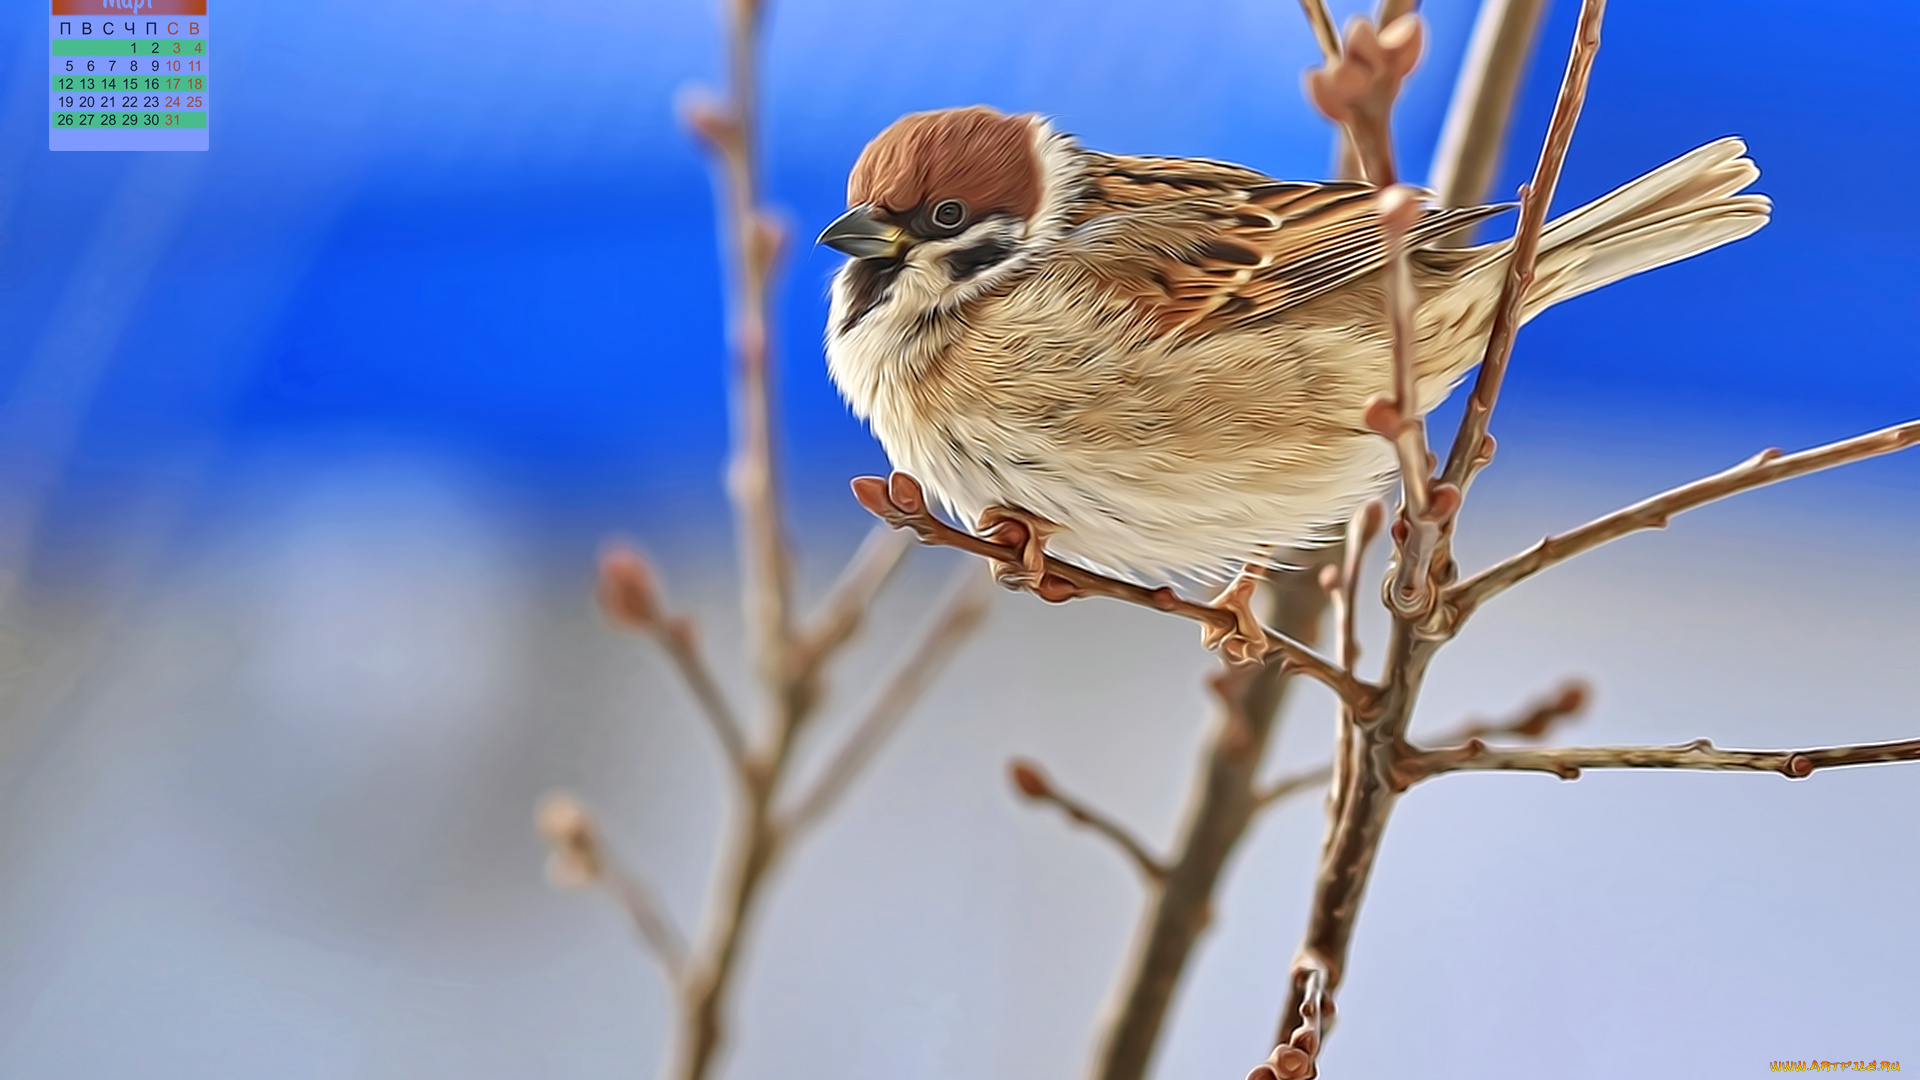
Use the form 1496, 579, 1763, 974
977, 505, 1060, 593
1200, 565, 1270, 665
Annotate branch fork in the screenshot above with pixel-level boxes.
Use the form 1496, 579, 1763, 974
1364, 186, 1464, 629
546, 4, 990, 1077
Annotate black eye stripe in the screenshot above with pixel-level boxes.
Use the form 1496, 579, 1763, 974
945, 237, 1013, 281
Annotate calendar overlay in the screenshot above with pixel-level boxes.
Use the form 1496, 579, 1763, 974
50, 0, 207, 151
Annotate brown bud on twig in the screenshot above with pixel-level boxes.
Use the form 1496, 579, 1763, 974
1375, 181, 1421, 229
1361, 395, 1407, 440
536, 792, 604, 888
1306, 16, 1424, 125
680, 91, 741, 152
1009, 759, 1052, 800
1254, 1044, 1315, 1080
1520, 681, 1589, 735
887, 471, 927, 515
747, 212, 788, 277
1316, 563, 1342, 595
1305, 14, 1424, 186
849, 475, 893, 519
599, 545, 662, 632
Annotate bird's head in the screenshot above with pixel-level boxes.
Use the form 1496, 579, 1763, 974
822, 106, 1063, 330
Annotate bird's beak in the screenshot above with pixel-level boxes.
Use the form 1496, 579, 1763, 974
818, 205, 908, 259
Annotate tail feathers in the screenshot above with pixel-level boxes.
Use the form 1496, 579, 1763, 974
1471, 137, 1771, 319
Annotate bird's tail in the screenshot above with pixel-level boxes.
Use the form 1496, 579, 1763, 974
1470, 137, 1770, 321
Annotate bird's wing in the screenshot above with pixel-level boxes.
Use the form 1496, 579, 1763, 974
1071, 153, 1512, 338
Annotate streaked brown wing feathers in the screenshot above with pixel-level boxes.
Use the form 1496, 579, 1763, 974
1081, 153, 1511, 338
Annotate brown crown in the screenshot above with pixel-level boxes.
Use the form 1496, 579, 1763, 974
847, 106, 1045, 224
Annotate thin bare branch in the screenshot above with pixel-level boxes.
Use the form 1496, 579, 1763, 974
782, 567, 991, 835
599, 546, 750, 774
604, 864, 691, 976
1445, 679, 1589, 743
794, 525, 912, 671
656, 622, 753, 775
1365, 187, 1460, 625
1257, 679, 1585, 809
1326, 1, 1423, 180
1254, 765, 1332, 811
1010, 759, 1170, 883
1451, 419, 1920, 615
537, 794, 690, 976
684, 0, 795, 680
1437, 0, 1605, 501
1254, 953, 1333, 1080
663, 3, 810, 1078
1296, 0, 1341, 63
1279, 10, 1608, 1052
1429, 0, 1552, 211
1321, 501, 1385, 673
1375, 0, 1418, 24
852, 471, 1373, 709
1409, 734, 1920, 784
1305, 14, 1424, 186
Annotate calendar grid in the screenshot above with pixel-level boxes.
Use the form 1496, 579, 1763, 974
49, 3, 208, 151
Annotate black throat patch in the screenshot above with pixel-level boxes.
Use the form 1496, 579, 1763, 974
838, 257, 903, 335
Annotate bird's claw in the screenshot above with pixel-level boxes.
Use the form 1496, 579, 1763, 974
1200, 567, 1270, 665
978, 506, 1058, 592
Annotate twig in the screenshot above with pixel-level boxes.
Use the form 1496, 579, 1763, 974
1408, 734, 1920, 783
538, 794, 690, 977
1009, 759, 1170, 883
684, 8, 795, 680
1304, 13, 1424, 186
1451, 420, 1920, 616
781, 567, 992, 836
1271, 3, 1611, 1064
1429, 0, 1553, 212
661, 4, 814, 1076
600, 546, 750, 774
1318, 502, 1382, 822
793, 526, 912, 672
1436, 0, 1606, 503
1443, 679, 1589, 743
1253, 765, 1332, 811
851, 471, 1371, 709
1375, 0, 1419, 31
1254, 954, 1333, 1080
1256, 679, 1585, 808
604, 865, 690, 976
1322, 0, 1421, 181
1365, 187, 1460, 625
1324, 503, 1387, 675
1296, 0, 1342, 64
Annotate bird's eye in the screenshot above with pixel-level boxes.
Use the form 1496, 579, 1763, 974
931, 199, 968, 229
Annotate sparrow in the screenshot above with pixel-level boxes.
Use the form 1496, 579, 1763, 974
820, 106, 1768, 625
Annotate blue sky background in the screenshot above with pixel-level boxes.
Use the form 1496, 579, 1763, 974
0, 0, 1915, 553
0, 2, 1916, 1079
